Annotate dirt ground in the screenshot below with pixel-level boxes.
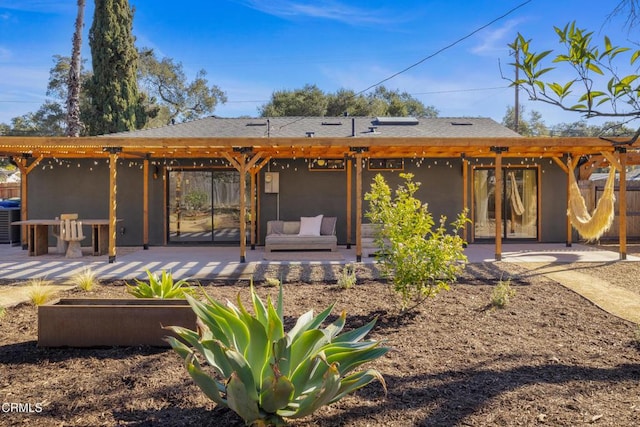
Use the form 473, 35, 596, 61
1, 261, 639, 427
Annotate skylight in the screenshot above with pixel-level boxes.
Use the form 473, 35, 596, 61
373, 117, 419, 125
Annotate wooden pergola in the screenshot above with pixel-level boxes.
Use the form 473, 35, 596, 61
0, 135, 637, 262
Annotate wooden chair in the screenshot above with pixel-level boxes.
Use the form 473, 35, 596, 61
53, 214, 78, 254
60, 215, 85, 258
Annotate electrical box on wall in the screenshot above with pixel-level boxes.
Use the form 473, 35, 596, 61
264, 172, 279, 193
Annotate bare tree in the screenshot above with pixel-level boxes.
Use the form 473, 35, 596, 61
66, 0, 85, 137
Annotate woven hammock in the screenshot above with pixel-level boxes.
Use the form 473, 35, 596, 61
567, 157, 617, 241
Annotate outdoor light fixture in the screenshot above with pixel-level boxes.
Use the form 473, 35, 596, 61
232, 146, 253, 154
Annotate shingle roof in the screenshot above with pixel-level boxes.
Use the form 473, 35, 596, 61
105, 116, 522, 139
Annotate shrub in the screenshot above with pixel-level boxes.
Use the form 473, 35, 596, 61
264, 276, 281, 287
0, 307, 5, 319
337, 263, 357, 289
25, 278, 57, 306
365, 173, 469, 312
491, 278, 516, 308
166, 285, 388, 426
68, 267, 99, 291
126, 270, 194, 299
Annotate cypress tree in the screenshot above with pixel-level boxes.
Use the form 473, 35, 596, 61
86, 0, 147, 135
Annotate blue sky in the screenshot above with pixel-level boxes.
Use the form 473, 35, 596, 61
0, 0, 635, 127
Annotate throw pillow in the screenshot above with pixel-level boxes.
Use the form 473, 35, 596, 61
298, 214, 323, 236
320, 216, 337, 235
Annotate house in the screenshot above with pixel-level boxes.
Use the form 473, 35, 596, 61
0, 116, 634, 261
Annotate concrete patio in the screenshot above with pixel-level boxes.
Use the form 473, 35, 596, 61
0, 242, 638, 282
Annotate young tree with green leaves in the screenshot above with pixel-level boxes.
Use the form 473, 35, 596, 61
506, 22, 640, 145
365, 173, 468, 313
86, 0, 148, 135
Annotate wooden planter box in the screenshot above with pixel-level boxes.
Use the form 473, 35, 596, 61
38, 298, 197, 347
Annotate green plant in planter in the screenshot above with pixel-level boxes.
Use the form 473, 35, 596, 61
166, 285, 388, 426
126, 270, 194, 299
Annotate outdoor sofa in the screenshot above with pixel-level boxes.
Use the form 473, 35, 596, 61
265, 215, 337, 253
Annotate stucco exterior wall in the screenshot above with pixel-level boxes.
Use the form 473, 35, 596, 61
25, 155, 569, 248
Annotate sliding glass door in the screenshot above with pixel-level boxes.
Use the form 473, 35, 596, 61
473, 168, 538, 240
168, 170, 246, 243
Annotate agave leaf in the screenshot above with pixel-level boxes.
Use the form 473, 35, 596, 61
289, 329, 327, 372
260, 373, 295, 413
329, 368, 387, 404
251, 284, 269, 328
287, 310, 315, 341
242, 314, 270, 388
288, 362, 341, 419
271, 336, 292, 384
320, 340, 380, 358
186, 295, 238, 348
165, 335, 193, 360
164, 325, 200, 347
199, 339, 235, 378
288, 303, 335, 343
266, 295, 285, 342
327, 346, 389, 376
323, 310, 346, 340
226, 372, 261, 424
332, 318, 378, 344
289, 354, 325, 399
277, 280, 284, 320
224, 347, 259, 402
185, 354, 227, 406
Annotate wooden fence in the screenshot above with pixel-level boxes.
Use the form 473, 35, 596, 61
579, 180, 640, 240
0, 183, 20, 199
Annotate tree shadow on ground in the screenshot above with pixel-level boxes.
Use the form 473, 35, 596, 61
104, 357, 640, 426
318, 359, 640, 426
0, 341, 168, 365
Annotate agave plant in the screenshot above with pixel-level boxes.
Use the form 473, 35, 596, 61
166, 285, 388, 426
126, 269, 194, 299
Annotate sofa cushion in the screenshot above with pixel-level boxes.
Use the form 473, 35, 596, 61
299, 215, 323, 236
320, 216, 337, 235
267, 220, 284, 235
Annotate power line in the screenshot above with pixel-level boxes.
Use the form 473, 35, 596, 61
275, 0, 533, 130
355, 0, 532, 96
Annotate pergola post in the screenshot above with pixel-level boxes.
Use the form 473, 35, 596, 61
249, 172, 256, 250
351, 149, 366, 262
346, 157, 353, 249
223, 149, 264, 263
142, 155, 149, 250
617, 147, 627, 260
16, 155, 43, 249
249, 156, 271, 249
239, 156, 247, 262
491, 147, 506, 261
461, 155, 468, 243
105, 147, 121, 263
566, 155, 574, 247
